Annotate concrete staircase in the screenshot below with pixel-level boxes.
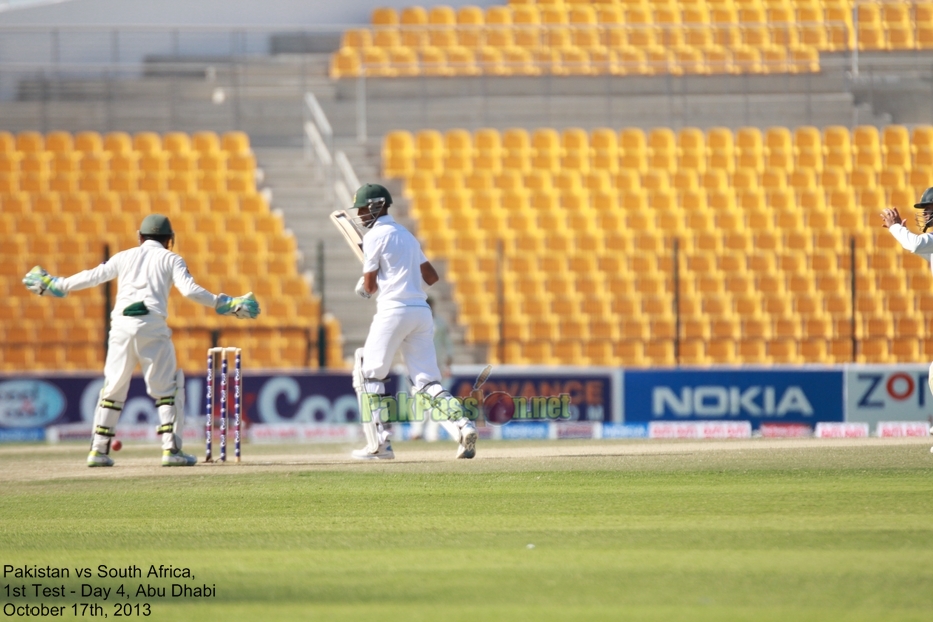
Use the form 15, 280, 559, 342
253, 144, 377, 358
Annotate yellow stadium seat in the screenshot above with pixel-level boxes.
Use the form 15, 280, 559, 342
131, 132, 160, 154
910, 166, 933, 189
181, 133, 216, 158
0, 131, 16, 153
160, 132, 188, 155
484, 7, 515, 48
512, 5, 542, 48
219, 132, 250, 157
857, 6, 885, 50
372, 6, 398, 26
45, 131, 73, 153
823, 126, 852, 170
98, 133, 131, 156
17, 131, 44, 152
361, 47, 396, 77
331, 48, 361, 78
820, 2, 852, 49
569, 5, 599, 48
21, 152, 51, 175
341, 28, 373, 50
399, 6, 429, 48
19, 172, 48, 193
455, 5, 485, 46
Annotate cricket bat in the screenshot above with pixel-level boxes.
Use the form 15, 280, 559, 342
329, 210, 365, 263
471, 365, 493, 427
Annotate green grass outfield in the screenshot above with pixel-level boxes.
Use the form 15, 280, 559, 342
1, 438, 933, 621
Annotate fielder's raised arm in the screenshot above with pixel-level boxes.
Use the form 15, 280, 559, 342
884, 187, 933, 260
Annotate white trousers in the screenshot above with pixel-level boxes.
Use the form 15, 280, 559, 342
362, 306, 440, 391
101, 315, 177, 402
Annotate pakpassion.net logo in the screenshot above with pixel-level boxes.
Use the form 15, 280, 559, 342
359, 366, 572, 426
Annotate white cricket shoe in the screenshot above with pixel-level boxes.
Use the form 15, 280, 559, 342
456, 421, 477, 460
162, 449, 197, 467
352, 442, 395, 460
87, 450, 114, 467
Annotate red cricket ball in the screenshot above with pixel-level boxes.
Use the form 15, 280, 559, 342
111, 439, 122, 451
484, 391, 515, 425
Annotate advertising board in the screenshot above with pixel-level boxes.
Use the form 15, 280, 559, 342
623, 368, 844, 429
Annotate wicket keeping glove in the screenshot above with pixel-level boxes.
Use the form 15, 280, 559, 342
355, 276, 373, 299
215, 292, 260, 319
23, 265, 66, 297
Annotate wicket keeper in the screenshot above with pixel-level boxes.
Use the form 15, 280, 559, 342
22, 214, 261, 467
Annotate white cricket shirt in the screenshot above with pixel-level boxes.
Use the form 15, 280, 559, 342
60, 240, 218, 319
888, 223, 933, 275
362, 214, 430, 311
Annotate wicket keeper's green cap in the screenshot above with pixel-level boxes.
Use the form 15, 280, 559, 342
915, 187, 933, 208
353, 183, 392, 208
139, 214, 174, 236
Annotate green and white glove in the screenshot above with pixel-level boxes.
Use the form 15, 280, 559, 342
215, 292, 260, 319
23, 265, 66, 297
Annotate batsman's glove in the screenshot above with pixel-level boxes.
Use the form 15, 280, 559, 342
215, 292, 261, 319
355, 276, 373, 299
23, 265, 66, 297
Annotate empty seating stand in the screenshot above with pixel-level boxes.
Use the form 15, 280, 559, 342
383, 124, 932, 366
0, 131, 340, 372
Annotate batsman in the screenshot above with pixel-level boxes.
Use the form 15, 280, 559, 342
22, 214, 261, 467
347, 183, 477, 460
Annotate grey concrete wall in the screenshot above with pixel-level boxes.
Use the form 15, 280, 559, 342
0, 0, 503, 26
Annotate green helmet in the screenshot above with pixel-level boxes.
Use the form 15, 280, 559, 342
352, 184, 392, 229
353, 183, 392, 208
915, 187, 933, 232
139, 214, 174, 236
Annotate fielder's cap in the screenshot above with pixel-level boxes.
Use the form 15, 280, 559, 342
915, 187, 933, 208
139, 214, 174, 236
353, 183, 392, 208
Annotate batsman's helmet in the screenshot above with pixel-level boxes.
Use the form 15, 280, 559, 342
352, 183, 392, 229
915, 187, 933, 232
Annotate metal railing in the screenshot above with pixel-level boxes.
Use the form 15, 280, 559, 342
302, 90, 359, 210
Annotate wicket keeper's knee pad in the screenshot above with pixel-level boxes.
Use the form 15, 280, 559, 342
156, 370, 187, 451
94, 398, 123, 431
91, 398, 123, 454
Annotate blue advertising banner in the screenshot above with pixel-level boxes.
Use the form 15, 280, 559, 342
0, 372, 395, 430
0, 428, 45, 442
449, 366, 616, 423
623, 368, 844, 428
